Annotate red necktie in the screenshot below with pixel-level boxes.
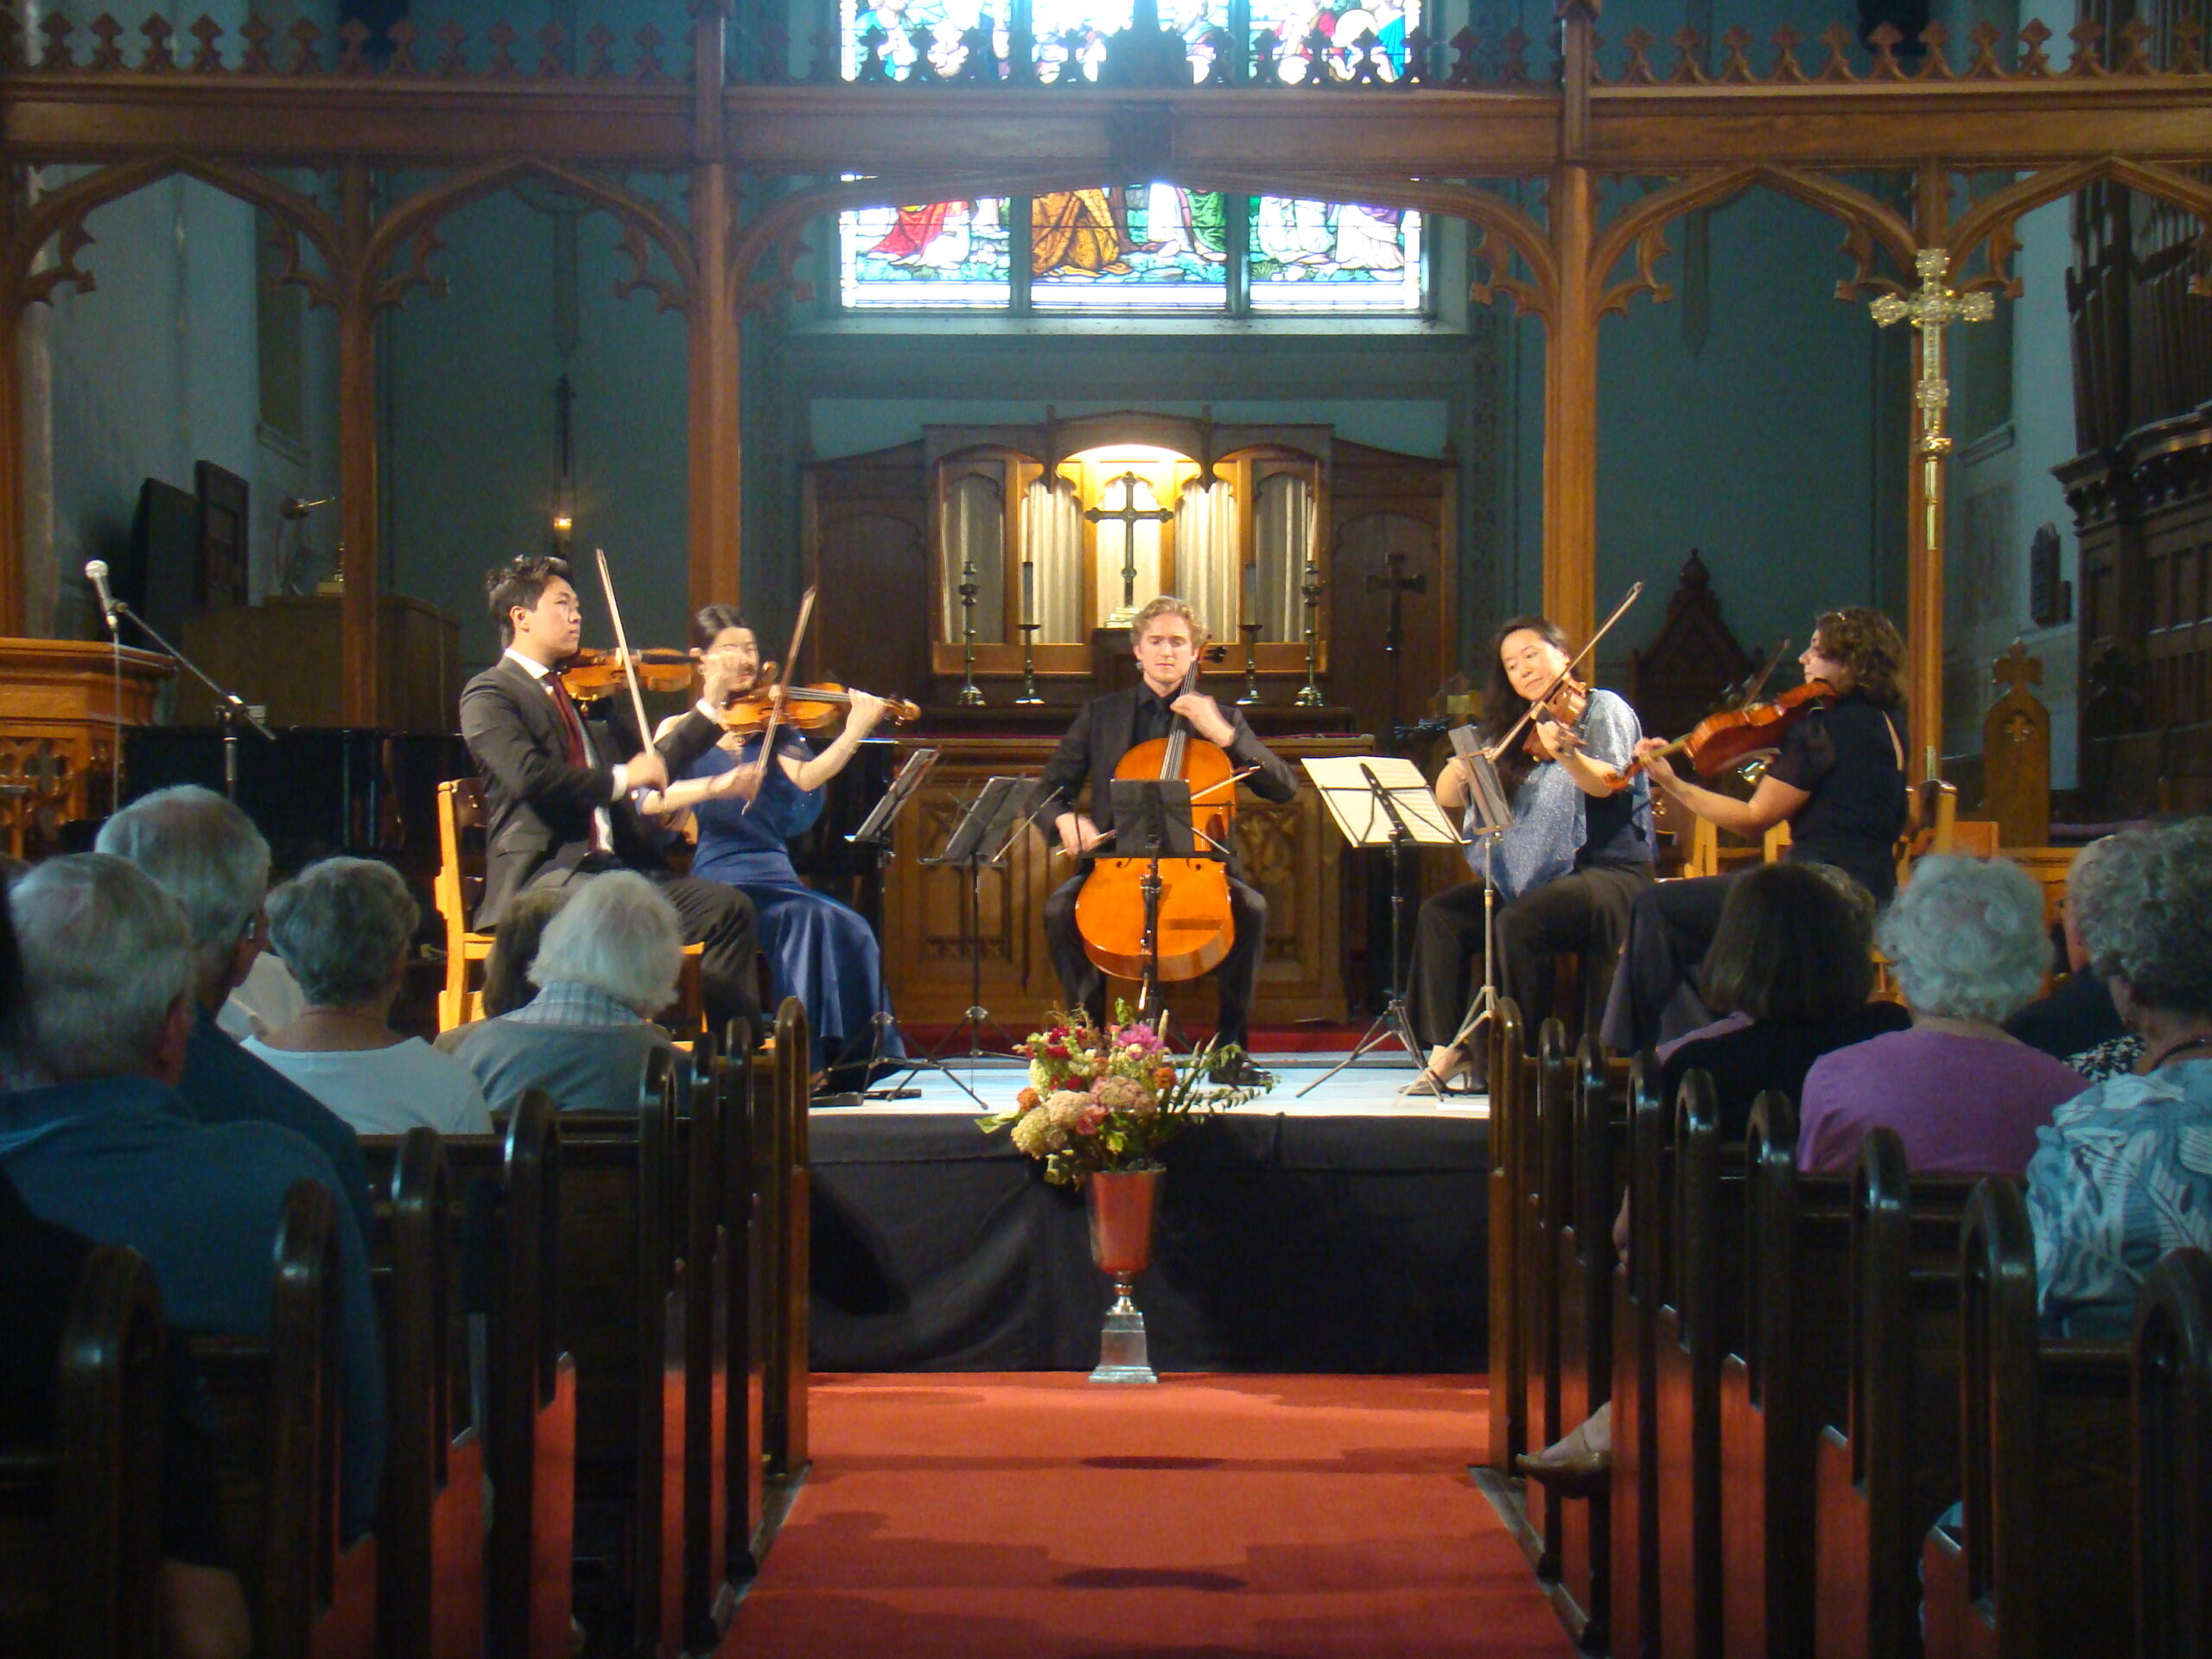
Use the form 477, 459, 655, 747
548, 675, 589, 767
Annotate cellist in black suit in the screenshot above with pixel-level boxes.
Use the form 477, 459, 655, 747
1033, 595, 1297, 1085
458, 555, 761, 1033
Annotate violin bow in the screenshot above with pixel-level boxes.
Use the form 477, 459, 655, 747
740, 585, 817, 811
1478, 581, 1644, 766
593, 547, 658, 779
1736, 639, 1789, 707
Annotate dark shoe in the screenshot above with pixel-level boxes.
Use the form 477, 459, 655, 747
1207, 1057, 1275, 1090
1515, 1446, 1611, 1497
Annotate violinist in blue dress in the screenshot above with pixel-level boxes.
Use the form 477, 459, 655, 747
1404, 615, 1656, 1091
641, 606, 899, 1086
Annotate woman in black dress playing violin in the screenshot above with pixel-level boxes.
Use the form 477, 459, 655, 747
1598, 606, 1910, 1053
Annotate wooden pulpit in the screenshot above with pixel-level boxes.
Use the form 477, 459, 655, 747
0, 638, 174, 856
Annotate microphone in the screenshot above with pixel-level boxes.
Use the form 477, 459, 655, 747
84, 559, 118, 624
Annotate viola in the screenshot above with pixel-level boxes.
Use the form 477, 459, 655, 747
715, 679, 920, 736
560, 646, 695, 702
1521, 674, 1589, 760
1074, 656, 1239, 984
1605, 677, 1836, 789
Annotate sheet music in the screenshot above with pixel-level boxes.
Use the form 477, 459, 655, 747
1300, 756, 1465, 848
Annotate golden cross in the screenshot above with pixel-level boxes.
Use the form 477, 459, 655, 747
1085, 471, 1175, 624
1871, 247, 1996, 464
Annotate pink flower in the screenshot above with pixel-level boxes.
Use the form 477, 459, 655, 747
1075, 1102, 1109, 1136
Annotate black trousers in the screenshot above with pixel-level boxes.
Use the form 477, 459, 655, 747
1043, 871, 1268, 1052
1408, 863, 1653, 1054
531, 860, 762, 1038
1597, 869, 1737, 1054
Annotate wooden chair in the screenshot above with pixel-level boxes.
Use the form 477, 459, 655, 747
1921, 1179, 2133, 1659
371, 1129, 486, 1659
189, 1181, 379, 1659
435, 777, 708, 1032
717, 1020, 769, 1582
0, 1245, 165, 1659
435, 780, 499, 1031
676, 1032, 738, 1655
2134, 1248, 2212, 1659
1515, 1022, 1573, 1580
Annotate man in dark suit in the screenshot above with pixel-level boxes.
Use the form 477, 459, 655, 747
1033, 595, 1298, 1084
459, 556, 760, 1033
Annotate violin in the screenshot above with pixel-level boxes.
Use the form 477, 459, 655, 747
560, 646, 696, 702
1604, 677, 1836, 790
715, 678, 920, 736
1522, 674, 1590, 760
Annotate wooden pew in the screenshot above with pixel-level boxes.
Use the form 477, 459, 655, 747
719, 1020, 767, 1581
2134, 1247, 2212, 1659
1518, 1019, 1572, 1576
1720, 1100, 1979, 1659
1652, 1070, 1732, 1659
558, 1052, 686, 1658
1608, 1054, 1667, 1659
1544, 1035, 1628, 1649
760, 996, 812, 1484
1484, 997, 1530, 1481
1811, 1128, 1966, 1659
373, 1129, 486, 1659
1921, 1179, 2133, 1659
360, 1096, 576, 1659
191, 1180, 379, 1659
677, 1031, 738, 1655
0, 1244, 165, 1659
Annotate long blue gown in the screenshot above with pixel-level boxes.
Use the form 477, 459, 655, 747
685, 733, 903, 1075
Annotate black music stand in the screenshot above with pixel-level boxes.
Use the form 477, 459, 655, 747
819, 749, 960, 1104
1297, 757, 1463, 1097
1415, 728, 1514, 1099
922, 775, 1034, 1063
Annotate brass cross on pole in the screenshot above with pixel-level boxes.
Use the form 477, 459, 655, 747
1084, 471, 1176, 626
1871, 246, 1994, 775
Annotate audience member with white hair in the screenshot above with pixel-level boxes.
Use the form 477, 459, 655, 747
96, 785, 373, 1236
2005, 836, 2139, 1077
244, 858, 493, 1136
1797, 854, 2086, 1176
0, 853, 386, 1540
2030, 817, 2212, 1338
453, 870, 682, 1114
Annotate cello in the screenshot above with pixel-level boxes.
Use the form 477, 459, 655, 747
1073, 656, 1240, 984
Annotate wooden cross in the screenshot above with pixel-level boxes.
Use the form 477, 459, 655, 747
1364, 549, 1427, 655
1993, 640, 2042, 696
1085, 471, 1175, 624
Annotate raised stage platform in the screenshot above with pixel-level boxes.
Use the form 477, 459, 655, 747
807, 1056, 1492, 1375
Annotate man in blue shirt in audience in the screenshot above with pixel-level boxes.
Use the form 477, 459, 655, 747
96, 784, 375, 1243
0, 853, 386, 1540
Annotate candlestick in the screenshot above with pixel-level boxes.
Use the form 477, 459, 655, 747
1237, 620, 1262, 706
1295, 554, 1324, 708
1016, 622, 1044, 704
1241, 557, 1256, 626
1022, 556, 1037, 627
957, 549, 985, 706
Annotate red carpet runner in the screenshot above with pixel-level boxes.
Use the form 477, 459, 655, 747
724, 1373, 1577, 1658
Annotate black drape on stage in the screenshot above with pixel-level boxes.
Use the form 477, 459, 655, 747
809, 1112, 1490, 1373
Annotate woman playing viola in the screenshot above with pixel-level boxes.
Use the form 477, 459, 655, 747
642, 605, 899, 1087
1407, 616, 1656, 1092
1599, 606, 1910, 1054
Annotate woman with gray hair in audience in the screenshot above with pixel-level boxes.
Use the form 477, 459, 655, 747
2029, 817, 2212, 1338
245, 857, 492, 1136
452, 871, 681, 1115
1797, 854, 2086, 1177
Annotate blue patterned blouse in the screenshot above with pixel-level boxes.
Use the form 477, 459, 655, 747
2026, 1056, 2212, 1338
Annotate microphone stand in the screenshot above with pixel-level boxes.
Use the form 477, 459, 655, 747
106, 601, 276, 801
98, 594, 126, 813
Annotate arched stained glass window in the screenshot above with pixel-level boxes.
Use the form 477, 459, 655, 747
836, 2, 1427, 315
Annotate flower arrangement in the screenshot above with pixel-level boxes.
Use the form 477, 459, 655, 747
978, 1003, 1273, 1185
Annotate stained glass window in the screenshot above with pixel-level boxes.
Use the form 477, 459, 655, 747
1031, 185, 1230, 310
840, 198, 1013, 308
835, 3, 1428, 315
1248, 196, 1423, 312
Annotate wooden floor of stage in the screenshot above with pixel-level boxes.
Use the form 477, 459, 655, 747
813, 1051, 1490, 1119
